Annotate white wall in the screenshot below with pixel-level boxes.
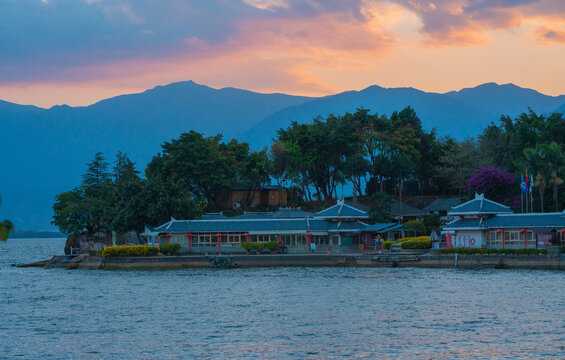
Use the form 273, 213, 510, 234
451, 230, 485, 248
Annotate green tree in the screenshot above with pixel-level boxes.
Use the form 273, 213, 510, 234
404, 220, 426, 234
270, 142, 289, 188
147, 131, 233, 209
368, 192, 391, 223
0, 196, 14, 241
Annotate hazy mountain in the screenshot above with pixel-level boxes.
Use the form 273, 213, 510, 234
243, 83, 565, 147
2, 81, 564, 230
0, 81, 312, 230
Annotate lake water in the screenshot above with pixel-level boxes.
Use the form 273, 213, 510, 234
1, 238, 564, 359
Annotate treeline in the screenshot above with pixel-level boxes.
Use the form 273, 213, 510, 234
53, 107, 565, 235
53, 134, 273, 235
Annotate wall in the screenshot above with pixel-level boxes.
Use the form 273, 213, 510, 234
449, 230, 485, 248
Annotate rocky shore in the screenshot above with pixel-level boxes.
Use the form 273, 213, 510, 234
16, 252, 565, 270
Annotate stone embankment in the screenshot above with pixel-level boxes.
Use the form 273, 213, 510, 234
16, 252, 565, 270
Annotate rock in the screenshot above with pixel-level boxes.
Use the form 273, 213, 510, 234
64, 230, 144, 255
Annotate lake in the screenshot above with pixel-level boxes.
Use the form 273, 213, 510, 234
1, 238, 563, 359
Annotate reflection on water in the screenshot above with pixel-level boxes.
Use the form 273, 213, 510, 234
1, 238, 564, 359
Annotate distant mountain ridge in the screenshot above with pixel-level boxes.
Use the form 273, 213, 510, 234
1, 81, 565, 230
242, 82, 565, 146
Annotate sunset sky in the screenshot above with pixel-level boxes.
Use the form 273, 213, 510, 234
2, 0, 565, 108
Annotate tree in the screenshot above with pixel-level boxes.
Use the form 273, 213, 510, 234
468, 167, 515, 204
368, 192, 391, 223
436, 138, 484, 196
270, 142, 289, 188
82, 152, 111, 195
146, 131, 233, 209
0, 196, 14, 241
113, 151, 139, 185
404, 220, 426, 234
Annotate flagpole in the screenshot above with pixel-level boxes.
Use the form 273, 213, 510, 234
521, 172, 524, 213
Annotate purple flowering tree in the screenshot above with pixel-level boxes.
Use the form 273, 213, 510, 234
468, 167, 516, 204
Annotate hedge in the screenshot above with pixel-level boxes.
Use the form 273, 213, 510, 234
439, 248, 547, 255
160, 243, 181, 255
383, 236, 430, 249
102, 245, 160, 257
241, 242, 280, 252
401, 240, 432, 249
383, 241, 395, 250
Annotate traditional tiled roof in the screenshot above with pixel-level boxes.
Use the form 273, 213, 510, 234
154, 218, 366, 234
443, 218, 486, 231
423, 197, 461, 212
315, 199, 369, 219
486, 213, 565, 228
231, 212, 273, 219
448, 193, 512, 215
363, 223, 398, 232
443, 212, 565, 230
391, 200, 425, 217
201, 212, 228, 220
327, 221, 369, 233
272, 208, 314, 218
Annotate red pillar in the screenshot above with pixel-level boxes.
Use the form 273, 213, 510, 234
245, 233, 250, 242
188, 234, 193, 253
166, 234, 172, 244
502, 228, 505, 249
217, 233, 221, 253
307, 233, 312, 247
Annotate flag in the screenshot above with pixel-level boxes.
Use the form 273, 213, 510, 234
520, 175, 528, 194
525, 170, 529, 189
529, 173, 534, 193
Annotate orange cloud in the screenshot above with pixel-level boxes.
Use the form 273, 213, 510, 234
536, 25, 565, 43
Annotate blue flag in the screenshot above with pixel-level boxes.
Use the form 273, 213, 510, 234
529, 173, 534, 193
520, 175, 528, 194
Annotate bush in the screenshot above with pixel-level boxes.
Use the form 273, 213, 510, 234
102, 245, 160, 257
401, 240, 432, 249
264, 241, 280, 252
383, 241, 395, 250
404, 220, 426, 234
439, 248, 547, 255
395, 236, 429, 243
241, 242, 266, 252
241, 242, 253, 252
87, 249, 103, 256
160, 243, 181, 255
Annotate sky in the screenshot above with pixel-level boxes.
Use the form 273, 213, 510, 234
1, 0, 565, 108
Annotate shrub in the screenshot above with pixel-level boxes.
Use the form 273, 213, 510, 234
241, 242, 266, 252
401, 240, 432, 249
439, 248, 547, 255
383, 241, 395, 250
404, 220, 426, 234
102, 245, 160, 257
264, 241, 280, 252
395, 236, 429, 243
241, 242, 253, 252
160, 243, 181, 255
87, 249, 103, 256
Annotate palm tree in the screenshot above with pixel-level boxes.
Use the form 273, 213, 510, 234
541, 142, 565, 212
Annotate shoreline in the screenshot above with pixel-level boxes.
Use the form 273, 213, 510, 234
18, 253, 565, 270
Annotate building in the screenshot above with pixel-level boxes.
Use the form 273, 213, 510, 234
442, 193, 565, 249
423, 197, 461, 225
221, 184, 287, 209
391, 200, 425, 222
150, 200, 372, 253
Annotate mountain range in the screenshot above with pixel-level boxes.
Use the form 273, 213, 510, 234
2, 81, 565, 230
